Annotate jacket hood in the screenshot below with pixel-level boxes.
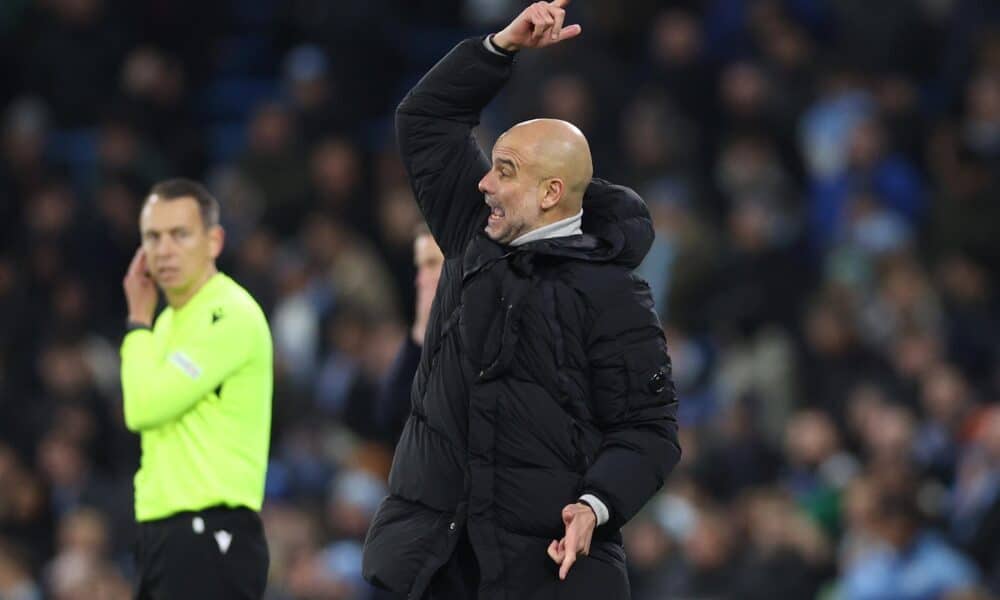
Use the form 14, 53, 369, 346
521, 178, 654, 269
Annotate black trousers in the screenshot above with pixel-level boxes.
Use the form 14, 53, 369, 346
423, 532, 630, 599
133, 506, 269, 600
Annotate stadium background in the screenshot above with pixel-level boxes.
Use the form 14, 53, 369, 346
1, 0, 999, 598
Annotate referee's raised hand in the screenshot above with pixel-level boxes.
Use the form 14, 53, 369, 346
492, 0, 581, 52
123, 247, 157, 327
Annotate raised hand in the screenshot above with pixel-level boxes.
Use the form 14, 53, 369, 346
123, 247, 157, 326
492, 0, 582, 52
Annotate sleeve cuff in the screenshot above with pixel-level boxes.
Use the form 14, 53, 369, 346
126, 320, 152, 333
483, 34, 516, 57
579, 494, 610, 526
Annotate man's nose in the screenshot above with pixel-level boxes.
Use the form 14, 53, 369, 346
478, 172, 491, 193
153, 237, 177, 256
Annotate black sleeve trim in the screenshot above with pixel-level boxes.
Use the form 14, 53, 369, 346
126, 320, 152, 333
485, 34, 518, 58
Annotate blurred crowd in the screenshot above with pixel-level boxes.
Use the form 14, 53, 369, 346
1, 0, 999, 598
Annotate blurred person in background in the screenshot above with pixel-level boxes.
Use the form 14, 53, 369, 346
733, 488, 832, 600
0, 539, 41, 600
662, 506, 742, 599
238, 102, 311, 237
839, 488, 980, 600
43, 507, 130, 600
374, 226, 444, 447
0, 0, 998, 598
0, 444, 53, 571
120, 179, 272, 599
363, 2, 680, 598
952, 406, 1000, 593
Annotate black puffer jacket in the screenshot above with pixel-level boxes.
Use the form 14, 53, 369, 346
362, 38, 681, 600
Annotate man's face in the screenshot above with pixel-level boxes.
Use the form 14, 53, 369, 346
478, 133, 545, 244
140, 196, 221, 295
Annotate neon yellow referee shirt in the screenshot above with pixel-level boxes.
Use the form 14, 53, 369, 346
121, 272, 273, 522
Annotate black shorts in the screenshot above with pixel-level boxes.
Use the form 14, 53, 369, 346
133, 506, 269, 600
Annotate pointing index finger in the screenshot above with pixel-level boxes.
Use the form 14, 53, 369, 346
550, 0, 571, 7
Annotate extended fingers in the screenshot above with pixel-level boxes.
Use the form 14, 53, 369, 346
547, 539, 564, 564
556, 24, 582, 42
559, 550, 576, 580
530, 3, 554, 42
550, 7, 565, 41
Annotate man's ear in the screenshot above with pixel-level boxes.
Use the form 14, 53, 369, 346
540, 178, 564, 211
209, 225, 225, 259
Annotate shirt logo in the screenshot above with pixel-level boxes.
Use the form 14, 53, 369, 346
169, 351, 202, 379
211, 308, 224, 324
214, 530, 232, 554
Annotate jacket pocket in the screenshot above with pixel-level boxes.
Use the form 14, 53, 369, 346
623, 338, 673, 412
362, 496, 448, 593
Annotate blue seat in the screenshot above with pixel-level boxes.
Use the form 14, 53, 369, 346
198, 77, 283, 122
46, 128, 98, 168
400, 26, 473, 70
214, 34, 279, 77
228, 0, 279, 28
207, 121, 248, 165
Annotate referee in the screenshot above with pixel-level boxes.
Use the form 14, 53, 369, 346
120, 178, 272, 599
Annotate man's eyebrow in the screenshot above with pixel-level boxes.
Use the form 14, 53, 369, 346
494, 157, 517, 171
143, 225, 190, 235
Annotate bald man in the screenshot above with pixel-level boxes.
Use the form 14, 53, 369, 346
362, 2, 681, 599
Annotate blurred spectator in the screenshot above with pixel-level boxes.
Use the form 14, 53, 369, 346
0, 444, 53, 570
810, 117, 926, 250
374, 229, 443, 446
284, 45, 352, 147
733, 488, 832, 599
691, 400, 781, 502
800, 290, 893, 427
309, 137, 373, 239
618, 86, 701, 191
21, 0, 133, 128
952, 407, 1000, 593
43, 507, 130, 600
0, 539, 41, 600
914, 363, 981, 485
238, 102, 311, 236
646, 9, 715, 127
636, 179, 719, 329
662, 507, 743, 599
839, 489, 980, 600
118, 47, 203, 176
783, 410, 859, 535
0, 97, 50, 245
0, 2, 998, 598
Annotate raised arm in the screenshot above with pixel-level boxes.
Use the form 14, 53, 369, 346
396, 0, 581, 258
395, 39, 510, 258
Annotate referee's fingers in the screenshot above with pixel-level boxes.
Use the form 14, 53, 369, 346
125, 247, 144, 281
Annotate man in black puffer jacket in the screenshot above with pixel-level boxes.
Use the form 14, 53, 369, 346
362, 2, 681, 598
